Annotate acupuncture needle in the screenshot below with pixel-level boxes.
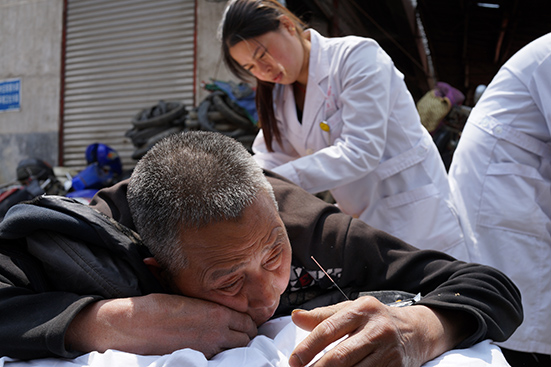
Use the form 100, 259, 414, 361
310, 255, 349, 301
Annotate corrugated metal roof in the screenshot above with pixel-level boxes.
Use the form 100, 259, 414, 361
287, 0, 551, 104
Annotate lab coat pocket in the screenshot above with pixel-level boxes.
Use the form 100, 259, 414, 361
381, 184, 463, 251
319, 110, 343, 146
383, 184, 439, 209
478, 162, 551, 238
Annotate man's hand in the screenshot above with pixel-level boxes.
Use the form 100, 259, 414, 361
66, 293, 257, 358
289, 296, 471, 367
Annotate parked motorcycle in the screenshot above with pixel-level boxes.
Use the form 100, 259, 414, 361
64, 143, 123, 203
0, 143, 124, 220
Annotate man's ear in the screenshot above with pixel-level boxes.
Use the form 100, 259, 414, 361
143, 257, 163, 281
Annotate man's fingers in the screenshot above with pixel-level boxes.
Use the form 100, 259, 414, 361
221, 329, 254, 353
290, 306, 358, 367
201, 328, 253, 359
291, 302, 350, 331
200, 306, 256, 359
311, 332, 377, 367
228, 309, 258, 339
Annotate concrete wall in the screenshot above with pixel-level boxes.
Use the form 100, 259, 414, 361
0, 0, 63, 185
195, 0, 239, 104
0, 0, 233, 186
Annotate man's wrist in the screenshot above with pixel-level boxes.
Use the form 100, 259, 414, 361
413, 305, 475, 360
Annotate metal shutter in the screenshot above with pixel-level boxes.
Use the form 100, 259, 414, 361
63, 0, 195, 171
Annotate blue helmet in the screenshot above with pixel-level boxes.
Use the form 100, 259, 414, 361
85, 143, 123, 175
72, 143, 122, 191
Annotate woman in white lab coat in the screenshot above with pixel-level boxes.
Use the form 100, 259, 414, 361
449, 33, 551, 366
219, 0, 467, 259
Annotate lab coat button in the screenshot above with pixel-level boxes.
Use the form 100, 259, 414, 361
493, 126, 503, 135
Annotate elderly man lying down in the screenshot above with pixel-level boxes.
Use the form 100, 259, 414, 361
0, 131, 521, 367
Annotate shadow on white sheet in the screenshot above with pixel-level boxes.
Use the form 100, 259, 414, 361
0, 316, 510, 367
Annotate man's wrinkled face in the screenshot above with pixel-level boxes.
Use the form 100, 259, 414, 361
171, 191, 292, 326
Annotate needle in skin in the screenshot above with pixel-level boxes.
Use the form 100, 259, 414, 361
310, 256, 349, 301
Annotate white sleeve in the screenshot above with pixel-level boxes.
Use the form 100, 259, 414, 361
529, 53, 551, 134
252, 124, 300, 172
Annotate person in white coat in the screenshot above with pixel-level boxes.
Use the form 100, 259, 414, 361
449, 32, 551, 367
219, 0, 467, 259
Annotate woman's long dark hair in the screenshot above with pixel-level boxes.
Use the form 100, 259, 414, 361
220, 0, 306, 151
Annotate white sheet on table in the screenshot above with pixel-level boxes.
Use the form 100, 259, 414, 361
0, 316, 510, 367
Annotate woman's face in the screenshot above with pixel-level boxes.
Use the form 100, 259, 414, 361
229, 18, 309, 85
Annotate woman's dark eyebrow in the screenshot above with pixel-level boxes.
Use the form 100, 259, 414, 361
241, 44, 261, 69
251, 39, 269, 58
251, 45, 262, 60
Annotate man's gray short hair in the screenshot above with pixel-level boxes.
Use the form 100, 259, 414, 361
127, 131, 276, 275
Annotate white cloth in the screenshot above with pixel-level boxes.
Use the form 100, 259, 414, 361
0, 316, 509, 367
449, 32, 551, 355
253, 29, 467, 259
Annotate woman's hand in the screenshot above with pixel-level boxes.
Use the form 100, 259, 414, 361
289, 296, 470, 367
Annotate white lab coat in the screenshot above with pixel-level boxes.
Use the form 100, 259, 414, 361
253, 30, 467, 259
449, 33, 551, 355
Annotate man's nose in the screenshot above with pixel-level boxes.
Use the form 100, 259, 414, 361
246, 271, 278, 309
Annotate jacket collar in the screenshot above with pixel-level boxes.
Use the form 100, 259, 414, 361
302, 29, 331, 136
274, 29, 332, 143
306, 29, 330, 91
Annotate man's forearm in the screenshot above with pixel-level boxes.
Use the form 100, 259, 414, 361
65, 294, 257, 358
66, 298, 134, 355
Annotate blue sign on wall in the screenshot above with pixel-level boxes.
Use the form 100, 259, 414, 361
0, 79, 21, 112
